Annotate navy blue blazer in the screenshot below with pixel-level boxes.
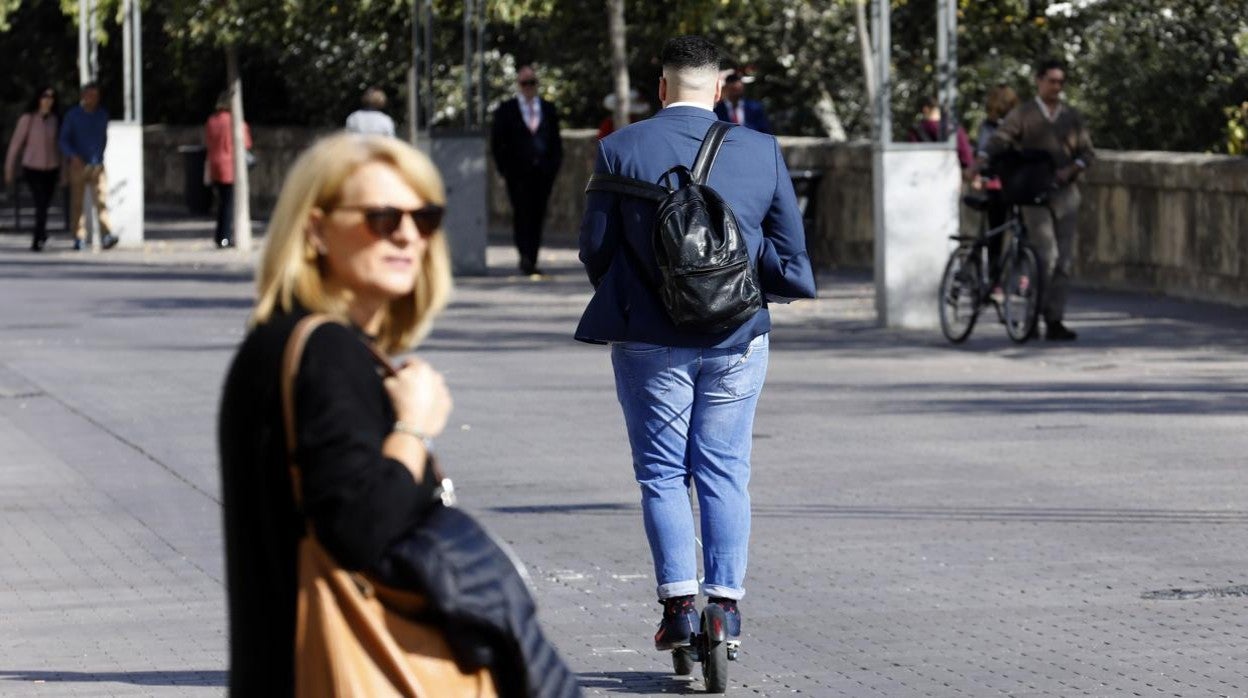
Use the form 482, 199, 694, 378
576, 105, 816, 348
714, 98, 773, 135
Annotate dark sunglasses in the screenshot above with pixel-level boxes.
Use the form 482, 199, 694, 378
518, 79, 538, 87
335, 205, 444, 238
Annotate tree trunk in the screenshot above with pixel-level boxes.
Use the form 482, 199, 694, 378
226, 44, 252, 252
607, 0, 630, 130
856, 0, 877, 110
815, 89, 848, 141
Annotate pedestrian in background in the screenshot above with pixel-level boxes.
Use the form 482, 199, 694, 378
987, 58, 1095, 341
714, 72, 773, 134
596, 88, 650, 139
490, 65, 563, 277
59, 82, 116, 250
5, 86, 61, 251
976, 84, 1019, 161
579, 35, 815, 655
344, 86, 396, 138
974, 83, 1021, 275
907, 94, 976, 180
204, 90, 253, 249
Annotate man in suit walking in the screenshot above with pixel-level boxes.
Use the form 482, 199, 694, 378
578, 36, 815, 652
714, 72, 773, 134
491, 65, 563, 276
986, 58, 1095, 341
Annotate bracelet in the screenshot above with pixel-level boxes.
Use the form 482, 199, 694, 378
393, 421, 433, 449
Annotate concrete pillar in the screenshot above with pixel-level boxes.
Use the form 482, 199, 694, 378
873, 144, 960, 329
104, 122, 144, 248
429, 132, 487, 275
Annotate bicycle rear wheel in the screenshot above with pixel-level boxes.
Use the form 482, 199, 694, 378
939, 249, 981, 343
1002, 244, 1043, 343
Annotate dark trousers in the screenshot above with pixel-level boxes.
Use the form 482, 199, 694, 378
504, 172, 555, 273
214, 182, 234, 244
985, 193, 1009, 278
23, 167, 58, 242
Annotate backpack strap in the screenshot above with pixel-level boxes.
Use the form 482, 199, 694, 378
585, 172, 668, 201
690, 121, 734, 185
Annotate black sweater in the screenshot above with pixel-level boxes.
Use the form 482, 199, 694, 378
217, 310, 437, 695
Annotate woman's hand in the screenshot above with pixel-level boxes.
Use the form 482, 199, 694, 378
384, 357, 451, 439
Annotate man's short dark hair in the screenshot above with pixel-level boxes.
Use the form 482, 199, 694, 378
81, 81, 100, 93
1034, 58, 1066, 78
723, 73, 743, 85
661, 36, 721, 72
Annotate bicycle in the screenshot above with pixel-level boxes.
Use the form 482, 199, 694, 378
938, 188, 1049, 344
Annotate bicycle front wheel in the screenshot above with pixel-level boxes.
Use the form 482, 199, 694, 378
1002, 244, 1043, 343
939, 249, 981, 344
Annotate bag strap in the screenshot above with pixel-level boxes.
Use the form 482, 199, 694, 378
280, 315, 402, 511
584, 172, 668, 201
690, 121, 734, 185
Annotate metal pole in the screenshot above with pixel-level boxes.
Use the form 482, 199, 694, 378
476, 0, 486, 128
936, 0, 950, 139
88, 0, 98, 82
424, 0, 433, 134
133, 0, 143, 123
122, 0, 133, 121
409, 0, 419, 144
78, 0, 89, 86
945, 0, 958, 133
872, 0, 891, 145
462, 0, 472, 128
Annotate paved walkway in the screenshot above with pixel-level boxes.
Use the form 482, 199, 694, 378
1, 226, 1247, 696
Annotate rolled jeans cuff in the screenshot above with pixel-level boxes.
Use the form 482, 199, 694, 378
702, 583, 745, 601
657, 580, 699, 600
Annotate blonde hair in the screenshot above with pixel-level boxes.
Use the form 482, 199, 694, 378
251, 133, 453, 354
985, 84, 1020, 121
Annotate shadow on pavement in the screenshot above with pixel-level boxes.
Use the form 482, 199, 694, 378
797, 380, 1248, 416
577, 670, 698, 695
0, 670, 226, 687
492, 501, 1248, 525
743, 503, 1248, 525
0, 258, 251, 285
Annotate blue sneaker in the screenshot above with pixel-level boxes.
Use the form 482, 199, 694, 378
709, 597, 742, 642
654, 595, 698, 650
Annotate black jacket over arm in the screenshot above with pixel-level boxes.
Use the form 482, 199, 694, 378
218, 311, 438, 696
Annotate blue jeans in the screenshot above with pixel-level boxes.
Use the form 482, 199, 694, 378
610, 333, 769, 601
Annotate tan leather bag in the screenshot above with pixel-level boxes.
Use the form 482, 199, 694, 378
282, 315, 498, 698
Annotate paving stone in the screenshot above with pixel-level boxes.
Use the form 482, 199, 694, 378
0, 234, 1246, 696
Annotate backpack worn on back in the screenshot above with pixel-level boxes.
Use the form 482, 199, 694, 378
585, 121, 763, 334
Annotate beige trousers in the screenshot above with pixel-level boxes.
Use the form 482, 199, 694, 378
68, 161, 112, 241
1022, 184, 1081, 323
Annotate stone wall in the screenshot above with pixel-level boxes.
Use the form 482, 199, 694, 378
144, 125, 330, 213
144, 125, 1248, 306
1077, 152, 1248, 305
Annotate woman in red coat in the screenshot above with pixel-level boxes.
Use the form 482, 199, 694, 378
203, 91, 253, 248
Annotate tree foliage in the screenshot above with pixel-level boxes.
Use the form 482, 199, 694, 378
2, 0, 1246, 152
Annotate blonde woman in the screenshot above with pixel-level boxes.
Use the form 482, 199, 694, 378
218, 133, 578, 697
218, 133, 456, 694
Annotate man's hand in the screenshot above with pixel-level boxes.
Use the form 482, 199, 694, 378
1056, 163, 1083, 185
68, 155, 84, 169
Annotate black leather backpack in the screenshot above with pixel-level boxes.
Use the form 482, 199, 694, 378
585, 121, 763, 333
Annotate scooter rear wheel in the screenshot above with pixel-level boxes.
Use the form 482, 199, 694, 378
700, 605, 729, 693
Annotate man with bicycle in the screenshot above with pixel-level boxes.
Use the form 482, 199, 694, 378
986, 58, 1095, 341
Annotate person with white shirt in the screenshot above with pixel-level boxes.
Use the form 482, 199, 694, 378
344, 87, 397, 138
489, 65, 563, 276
